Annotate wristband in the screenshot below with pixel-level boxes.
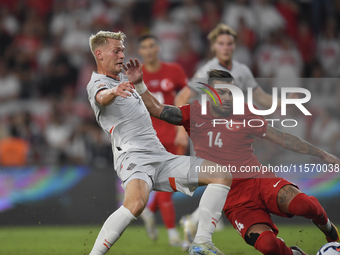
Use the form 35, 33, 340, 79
135, 81, 147, 95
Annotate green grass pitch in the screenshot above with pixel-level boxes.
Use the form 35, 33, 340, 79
0, 224, 328, 255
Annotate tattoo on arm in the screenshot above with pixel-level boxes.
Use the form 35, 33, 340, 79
266, 125, 284, 139
159, 105, 183, 125
266, 126, 325, 158
284, 133, 324, 158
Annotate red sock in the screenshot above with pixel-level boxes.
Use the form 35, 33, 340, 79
288, 193, 328, 225
148, 192, 159, 213
255, 231, 292, 255
157, 192, 175, 229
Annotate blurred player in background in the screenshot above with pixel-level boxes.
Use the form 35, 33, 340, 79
137, 34, 189, 246
176, 23, 280, 109
138, 69, 340, 255
86, 31, 232, 255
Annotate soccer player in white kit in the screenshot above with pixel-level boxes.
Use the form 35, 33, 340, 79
86, 31, 232, 255
176, 23, 277, 109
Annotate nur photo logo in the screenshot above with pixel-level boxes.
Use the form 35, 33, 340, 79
196, 82, 312, 128
197, 82, 222, 115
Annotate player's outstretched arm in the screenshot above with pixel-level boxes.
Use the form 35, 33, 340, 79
263, 125, 340, 164
139, 90, 183, 125
96, 82, 134, 106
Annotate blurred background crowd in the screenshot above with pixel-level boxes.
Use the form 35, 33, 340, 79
0, 0, 340, 167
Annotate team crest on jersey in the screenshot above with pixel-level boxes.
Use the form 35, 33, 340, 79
97, 84, 107, 89
225, 121, 242, 132
160, 78, 174, 91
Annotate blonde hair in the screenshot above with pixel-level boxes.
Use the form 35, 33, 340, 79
207, 24, 237, 43
89, 31, 126, 57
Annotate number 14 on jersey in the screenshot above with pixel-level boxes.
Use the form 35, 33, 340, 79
207, 131, 223, 148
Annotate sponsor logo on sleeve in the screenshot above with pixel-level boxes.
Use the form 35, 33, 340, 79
97, 84, 108, 89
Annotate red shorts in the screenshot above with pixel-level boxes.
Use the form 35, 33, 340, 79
224, 172, 298, 239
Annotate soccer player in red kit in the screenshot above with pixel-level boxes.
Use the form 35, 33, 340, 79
135, 68, 340, 255
138, 34, 188, 246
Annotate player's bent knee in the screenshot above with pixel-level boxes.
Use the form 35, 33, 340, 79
214, 172, 232, 186
125, 198, 147, 217
199, 175, 232, 186
217, 176, 232, 186
123, 176, 150, 217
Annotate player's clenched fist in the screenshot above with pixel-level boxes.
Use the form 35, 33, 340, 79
113, 81, 134, 98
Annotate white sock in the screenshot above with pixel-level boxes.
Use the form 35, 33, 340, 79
190, 207, 200, 225
168, 228, 180, 239
89, 206, 137, 255
318, 219, 332, 232
194, 183, 230, 244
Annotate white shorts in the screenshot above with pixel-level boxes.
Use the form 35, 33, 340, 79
117, 149, 204, 196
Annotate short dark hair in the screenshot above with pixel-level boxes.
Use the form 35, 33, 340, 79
138, 34, 159, 44
207, 69, 235, 86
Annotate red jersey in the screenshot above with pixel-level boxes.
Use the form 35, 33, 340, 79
179, 100, 268, 180
143, 62, 187, 146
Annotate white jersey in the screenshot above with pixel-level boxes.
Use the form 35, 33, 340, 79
87, 72, 164, 170
194, 58, 258, 92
